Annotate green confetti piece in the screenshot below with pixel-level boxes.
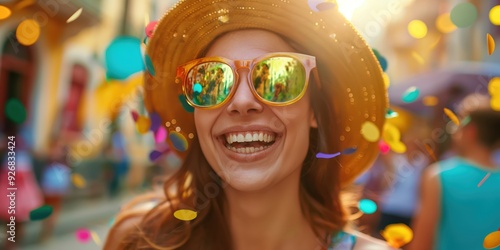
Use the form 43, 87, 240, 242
30, 205, 53, 221
5, 98, 27, 124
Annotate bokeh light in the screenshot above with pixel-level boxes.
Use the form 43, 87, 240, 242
16, 19, 40, 46
490, 5, 500, 26
408, 20, 428, 39
105, 36, 145, 80
0, 5, 11, 20
5, 98, 27, 124
450, 3, 478, 28
436, 13, 457, 33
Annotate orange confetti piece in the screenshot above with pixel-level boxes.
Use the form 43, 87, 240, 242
424, 144, 437, 162
16, 19, 40, 46
444, 108, 460, 126
381, 223, 414, 248
423, 96, 438, 106
487, 33, 496, 55
67, 8, 83, 23
71, 173, 86, 188
484, 229, 500, 249
0, 5, 11, 20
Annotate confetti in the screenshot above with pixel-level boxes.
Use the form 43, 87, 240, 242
488, 77, 500, 95
75, 228, 91, 243
379, 141, 391, 154
487, 33, 496, 56
408, 20, 428, 39
149, 112, 162, 132
71, 173, 86, 188
450, 3, 478, 28
105, 36, 145, 80
423, 96, 438, 106
16, 19, 40, 46
359, 199, 377, 214
145, 21, 158, 38
5, 98, 27, 124
385, 108, 399, 119
372, 49, 388, 72
316, 152, 341, 159
130, 110, 139, 121
14, 0, 36, 10
342, 147, 357, 155
383, 123, 407, 153
91, 230, 101, 245
382, 73, 390, 89
145, 54, 156, 76
0, 5, 11, 20
170, 131, 188, 152
173, 209, 197, 221
149, 150, 163, 162
154, 126, 167, 144
477, 173, 492, 188
381, 224, 414, 249
444, 108, 460, 126
424, 143, 437, 162
411, 51, 425, 65
490, 5, 500, 26
402, 87, 420, 103
136, 116, 151, 134
484, 229, 500, 249
29, 205, 53, 221
361, 121, 380, 142
436, 13, 457, 33
66, 8, 83, 23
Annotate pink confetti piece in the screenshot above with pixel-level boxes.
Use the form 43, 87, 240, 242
477, 173, 491, 187
379, 141, 390, 154
130, 110, 139, 122
145, 21, 158, 38
75, 228, 91, 243
316, 152, 341, 159
154, 126, 167, 143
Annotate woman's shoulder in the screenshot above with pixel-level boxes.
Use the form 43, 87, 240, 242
348, 230, 399, 250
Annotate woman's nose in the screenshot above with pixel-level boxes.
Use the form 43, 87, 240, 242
225, 71, 264, 116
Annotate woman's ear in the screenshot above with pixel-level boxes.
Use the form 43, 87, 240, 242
310, 112, 318, 128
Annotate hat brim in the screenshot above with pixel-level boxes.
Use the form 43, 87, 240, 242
145, 0, 388, 186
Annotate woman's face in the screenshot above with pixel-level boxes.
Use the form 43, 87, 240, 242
194, 29, 318, 192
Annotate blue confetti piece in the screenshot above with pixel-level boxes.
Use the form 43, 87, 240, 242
316, 152, 341, 159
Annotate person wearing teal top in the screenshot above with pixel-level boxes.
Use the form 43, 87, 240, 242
409, 95, 500, 250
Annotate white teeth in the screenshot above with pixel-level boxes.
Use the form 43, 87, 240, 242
224, 131, 277, 145
227, 145, 270, 154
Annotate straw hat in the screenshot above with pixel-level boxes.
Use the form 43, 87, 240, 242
144, 0, 389, 186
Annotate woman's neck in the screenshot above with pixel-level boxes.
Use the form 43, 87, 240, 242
225, 169, 322, 250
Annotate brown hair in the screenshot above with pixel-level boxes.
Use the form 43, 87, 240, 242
467, 109, 500, 149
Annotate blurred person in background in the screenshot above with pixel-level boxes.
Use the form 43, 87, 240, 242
408, 93, 500, 250
39, 136, 71, 242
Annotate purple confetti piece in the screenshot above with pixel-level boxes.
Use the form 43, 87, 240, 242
149, 112, 161, 132
155, 141, 170, 152
342, 147, 357, 155
316, 152, 341, 159
149, 150, 163, 162
154, 126, 167, 144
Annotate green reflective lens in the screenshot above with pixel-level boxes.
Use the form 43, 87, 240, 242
185, 62, 234, 107
252, 57, 306, 103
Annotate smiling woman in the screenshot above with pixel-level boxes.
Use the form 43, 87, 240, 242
104, 0, 391, 250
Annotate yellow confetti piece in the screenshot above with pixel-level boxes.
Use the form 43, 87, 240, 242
71, 173, 86, 188
488, 77, 500, 95
483, 230, 500, 249
388, 141, 407, 153
67, 8, 83, 23
136, 116, 151, 134
0, 5, 11, 20
381, 223, 414, 249
423, 96, 438, 106
444, 108, 460, 126
16, 19, 40, 46
487, 33, 496, 56
90, 230, 101, 246
382, 73, 390, 89
173, 209, 197, 221
491, 98, 500, 111
361, 121, 380, 142
382, 123, 401, 144
408, 20, 428, 39
490, 5, 500, 26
